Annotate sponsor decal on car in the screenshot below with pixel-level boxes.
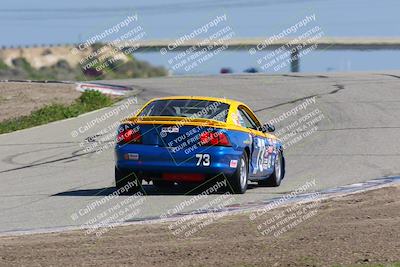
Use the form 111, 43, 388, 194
161, 126, 180, 133
262, 152, 269, 169
267, 154, 273, 169
124, 153, 139, 160
230, 159, 238, 168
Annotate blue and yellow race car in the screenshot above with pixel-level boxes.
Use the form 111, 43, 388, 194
115, 96, 285, 194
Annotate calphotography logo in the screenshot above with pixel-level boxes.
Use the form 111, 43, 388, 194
70, 96, 138, 138
249, 179, 321, 238
70, 13, 149, 79
70, 184, 145, 238
160, 14, 236, 73
159, 177, 236, 238
249, 14, 324, 72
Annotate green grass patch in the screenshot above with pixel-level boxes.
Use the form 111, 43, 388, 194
0, 90, 116, 134
0, 59, 9, 70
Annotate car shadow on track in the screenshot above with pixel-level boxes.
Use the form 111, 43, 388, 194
53, 183, 259, 197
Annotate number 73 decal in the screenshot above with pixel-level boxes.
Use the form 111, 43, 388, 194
195, 153, 210, 166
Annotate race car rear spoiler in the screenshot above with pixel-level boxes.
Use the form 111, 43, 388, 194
122, 116, 228, 128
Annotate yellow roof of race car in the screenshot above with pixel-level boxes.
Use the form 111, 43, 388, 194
128, 95, 278, 140
150, 95, 245, 105
134, 95, 253, 124
134, 95, 253, 122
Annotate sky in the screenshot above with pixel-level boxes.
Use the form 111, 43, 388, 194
1, 0, 399, 73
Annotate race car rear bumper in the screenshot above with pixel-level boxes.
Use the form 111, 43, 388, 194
115, 144, 243, 180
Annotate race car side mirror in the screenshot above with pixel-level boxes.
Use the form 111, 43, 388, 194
267, 124, 275, 132
260, 123, 275, 133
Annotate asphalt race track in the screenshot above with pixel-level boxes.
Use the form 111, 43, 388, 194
0, 72, 399, 234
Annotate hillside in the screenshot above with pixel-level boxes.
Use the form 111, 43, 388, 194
0, 44, 167, 81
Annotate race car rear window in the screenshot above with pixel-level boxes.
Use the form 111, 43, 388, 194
138, 99, 230, 122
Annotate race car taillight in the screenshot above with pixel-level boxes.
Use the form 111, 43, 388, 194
117, 128, 142, 145
199, 131, 230, 146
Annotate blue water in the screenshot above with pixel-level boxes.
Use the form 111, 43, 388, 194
1, 0, 399, 74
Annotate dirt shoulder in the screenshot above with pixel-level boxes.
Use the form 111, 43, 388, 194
1, 185, 399, 267
0, 82, 80, 122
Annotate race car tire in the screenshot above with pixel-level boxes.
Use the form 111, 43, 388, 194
228, 152, 249, 194
153, 180, 175, 188
115, 167, 142, 194
258, 151, 283, 187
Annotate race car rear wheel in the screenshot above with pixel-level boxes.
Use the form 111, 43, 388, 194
228, 152, 249, 194
115, 167, 142, 194
259, 151, 283, 187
